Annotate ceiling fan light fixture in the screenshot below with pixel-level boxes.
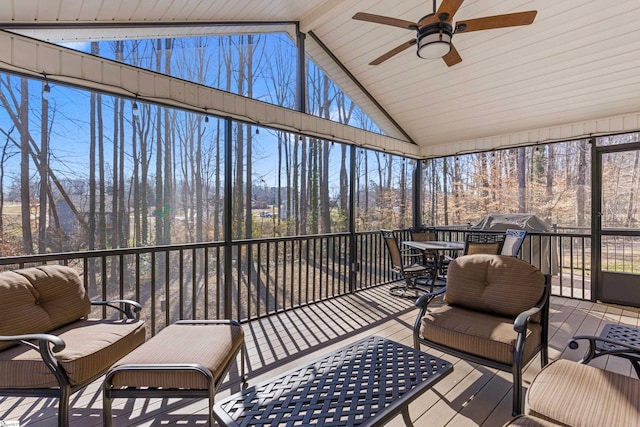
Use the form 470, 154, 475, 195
416, 22, 453, 59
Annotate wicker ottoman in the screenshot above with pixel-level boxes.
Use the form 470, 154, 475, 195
103, 319, 245, 426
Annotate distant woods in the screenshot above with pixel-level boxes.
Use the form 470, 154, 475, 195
0, 34, 637, 257
422, 141, 594, 228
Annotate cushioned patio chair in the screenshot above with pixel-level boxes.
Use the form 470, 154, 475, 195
382, 229, 435, 298
413, 254, 550, 416
503, 332, 640, 426
501, 229, 527, 257
0, 265, 146, 426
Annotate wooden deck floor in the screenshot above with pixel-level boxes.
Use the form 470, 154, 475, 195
2, 284, 639, 426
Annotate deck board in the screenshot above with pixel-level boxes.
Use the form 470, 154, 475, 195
1, 284, 639, 426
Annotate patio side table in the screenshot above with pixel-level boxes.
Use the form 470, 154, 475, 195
213, 335, 453, 427
595, 323, 640, 376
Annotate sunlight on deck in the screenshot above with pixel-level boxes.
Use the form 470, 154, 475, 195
1, 284, 638, 426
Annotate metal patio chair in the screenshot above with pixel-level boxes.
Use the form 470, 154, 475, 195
382, 229, 435, 298
463, 232, 505, 255
414, 254, 550, 416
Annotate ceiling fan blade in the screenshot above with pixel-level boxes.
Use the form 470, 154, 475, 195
436, 0, 465, 22
352, 12, 417, 30
418, 0, 465, 27
443, 44, 462, 67
369, 39, 417, 65
456, 11, 537, 33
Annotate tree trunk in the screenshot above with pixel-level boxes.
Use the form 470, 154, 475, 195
340, 144, 348, 215
545, 145, 555, 224
364, 151, 369, 222
163, 38, 173, 244
39, 81, 49, 253
140, 110, 149, 245
0, 137, 12, 235
132, 103, 140, 246
321, 143, 330, 233
246, 35, 255, 239
399, 159, 406, 229
309, 140, 318, 234
154, 39, 164, 245
19, 78, 33, 254
480, 152, 489, 211
453, 157, 461, 223
517, 147, 527, 213
576, 141, 588, 227
626, 150, 640, 227
299, 137, 306, 235
113, 42, 122, 248
443, 158, 449, 225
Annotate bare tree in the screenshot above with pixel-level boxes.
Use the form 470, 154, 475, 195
38, 81, 49, 253
0, 128, 17, 236
517, 147, 527, 213
19, 78, 33, 253
576, 140, 588, 226
626, 150, 640, 227
545, 145, 555, 224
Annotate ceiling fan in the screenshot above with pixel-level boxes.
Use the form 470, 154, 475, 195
352, 0, 537, 66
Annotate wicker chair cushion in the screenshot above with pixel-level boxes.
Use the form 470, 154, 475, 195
444, 254, 545, 318
420, 305, 541, 365
0, 265, 91, 351
109, 323, 244, 389
465, 242, 503, 255
526, 359, 640, 427
0, 318, 145, 388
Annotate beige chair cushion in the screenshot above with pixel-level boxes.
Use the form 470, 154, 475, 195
109, 322, 244, 389
465, 242, 503, 255
503, 415, 561, 426
0, 271, 53, 351
0, 265, 91, 351
444, 254, 545, 318
0, 318, 145, 388
526, 359, 640, 427
421, 305, 541, 365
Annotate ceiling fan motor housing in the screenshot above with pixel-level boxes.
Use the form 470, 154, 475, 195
416, 21, 453, 59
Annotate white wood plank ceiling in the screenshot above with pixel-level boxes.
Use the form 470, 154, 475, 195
2, 0, 640, 157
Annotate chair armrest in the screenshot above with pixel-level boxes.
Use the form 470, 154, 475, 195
92, 299, 142, 319
513, 306, 542, 333
413, 287, 447, 348
415, 287, 446, 309
0, 333, 66, 353
0, 333, 69, 384
568, 335, 640, 363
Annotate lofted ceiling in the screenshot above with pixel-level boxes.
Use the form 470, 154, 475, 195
2, 0, 640, 157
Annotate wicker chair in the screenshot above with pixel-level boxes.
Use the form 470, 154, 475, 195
414, 254, 550, 416
382, 229, 435, 298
